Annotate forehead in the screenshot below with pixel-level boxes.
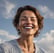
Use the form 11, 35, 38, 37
20, 10, 36, 17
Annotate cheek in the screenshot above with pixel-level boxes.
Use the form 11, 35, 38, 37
35, 21, 38, 26
17, 22, 22, 31
35, 23, 39, 30
18, 21, 22, 27
19, 20, 25, 25
18, 21, 24, 30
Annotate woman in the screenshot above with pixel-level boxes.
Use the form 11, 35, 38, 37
0, 5, 47, 53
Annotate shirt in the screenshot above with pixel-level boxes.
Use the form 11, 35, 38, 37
0, 39, 48, 53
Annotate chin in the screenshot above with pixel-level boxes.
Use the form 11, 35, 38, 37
24, 33, 34, 36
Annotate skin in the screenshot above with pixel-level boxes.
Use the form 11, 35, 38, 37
17, 10, 39, 53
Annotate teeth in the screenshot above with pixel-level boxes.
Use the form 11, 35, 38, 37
24, 27, 32, 29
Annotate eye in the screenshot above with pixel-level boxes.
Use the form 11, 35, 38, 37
20, 16, 27, 21
20, 17, 27, 21
31, 18, 35, 21
31, 17, 36, 21
20, 18, 26, 21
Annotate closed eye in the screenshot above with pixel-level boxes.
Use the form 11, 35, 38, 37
31, 17, 37, 21
20, 16, 27, 21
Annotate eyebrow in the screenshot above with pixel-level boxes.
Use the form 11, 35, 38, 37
21, 16, 27, 18
21, 16, 36, 18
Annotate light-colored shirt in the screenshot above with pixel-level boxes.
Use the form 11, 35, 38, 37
0, 39, 48, 53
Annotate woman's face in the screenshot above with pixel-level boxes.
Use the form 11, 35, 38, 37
17, 10, 39, 36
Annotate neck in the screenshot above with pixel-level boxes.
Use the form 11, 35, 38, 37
18, 34, 34, 47
17, 34, 35, 52
22, 34, 34, 45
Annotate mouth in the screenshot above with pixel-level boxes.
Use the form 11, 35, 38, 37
24, 26, 33, 29
23, 25, 34, 29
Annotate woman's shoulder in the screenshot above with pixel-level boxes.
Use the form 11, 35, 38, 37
34, 42, 48, 53
0, 39, 16, 47
0, 39, 20, 53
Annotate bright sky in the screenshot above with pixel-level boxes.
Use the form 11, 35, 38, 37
0, 0, 54, 53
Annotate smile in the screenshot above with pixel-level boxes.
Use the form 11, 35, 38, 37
24, 26, 32, 29
23, 25, 34, 29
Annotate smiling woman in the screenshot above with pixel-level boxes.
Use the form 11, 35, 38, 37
13, 5, 43, 37
0, 5, 48, 53
16, 10, 39, 37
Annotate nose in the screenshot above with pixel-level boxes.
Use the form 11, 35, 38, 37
26, 18, 32, 24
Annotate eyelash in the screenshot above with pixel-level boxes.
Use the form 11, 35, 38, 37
21, 18, 36, 22
21, 18, 27, 21
31, 19, 35, 21
20, 16, 36, 21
